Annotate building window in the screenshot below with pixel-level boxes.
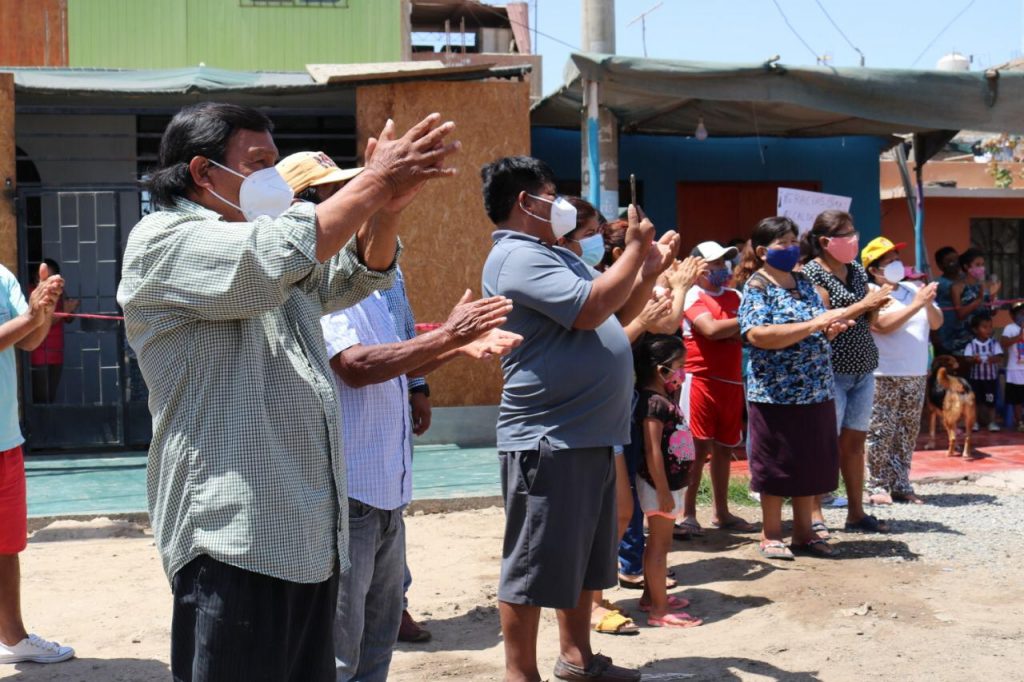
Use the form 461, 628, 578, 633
970, 217, 1022, 303
241, 0, 348, 7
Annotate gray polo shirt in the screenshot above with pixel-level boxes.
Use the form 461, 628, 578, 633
482, 230, 633, 452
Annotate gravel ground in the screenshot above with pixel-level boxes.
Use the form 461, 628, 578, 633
817, 475, 1024, 571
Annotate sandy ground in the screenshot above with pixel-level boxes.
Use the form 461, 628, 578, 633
4, 479, 1024, 681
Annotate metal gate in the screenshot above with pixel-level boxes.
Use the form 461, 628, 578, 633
17, 187, 151, 451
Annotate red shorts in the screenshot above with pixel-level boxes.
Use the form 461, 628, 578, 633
688, 376, 744, 447
0, 446, 27, 554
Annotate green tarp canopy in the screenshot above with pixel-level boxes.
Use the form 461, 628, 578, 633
532, 53, 1024, 139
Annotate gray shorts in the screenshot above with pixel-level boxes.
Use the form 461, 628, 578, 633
498, 439, 618, 609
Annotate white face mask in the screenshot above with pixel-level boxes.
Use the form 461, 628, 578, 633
523, 194, 578, 239
208, 159, 294, 221
881, 260, 905, 284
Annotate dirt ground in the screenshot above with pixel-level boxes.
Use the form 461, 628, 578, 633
3, 481, 1023, 681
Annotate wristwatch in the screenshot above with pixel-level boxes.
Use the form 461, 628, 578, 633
409, 383, 430, 398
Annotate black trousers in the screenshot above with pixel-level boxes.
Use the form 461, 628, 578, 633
171, 555, 338, 682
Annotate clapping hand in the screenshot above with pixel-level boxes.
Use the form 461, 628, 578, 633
442, 290, 513, 344
364, 114, 460, 212
460, 328, 523, 360
913, 282, 939, 307
635, 290, 674, 331
667, 256, 706, 291
28, 275, 63, 317
641, 230, 680, 280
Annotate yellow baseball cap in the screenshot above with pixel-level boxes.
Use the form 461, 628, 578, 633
276, 151, 363, 194
861, 236, 907, 268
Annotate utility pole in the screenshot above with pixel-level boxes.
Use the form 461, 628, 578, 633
581, 0, 619, 220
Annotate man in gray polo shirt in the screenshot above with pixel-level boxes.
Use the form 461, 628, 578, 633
481, 156, 654, 682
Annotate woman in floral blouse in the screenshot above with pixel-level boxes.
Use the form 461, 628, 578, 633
739, 217, 879, 559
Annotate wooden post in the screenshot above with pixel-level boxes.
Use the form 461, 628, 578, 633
0, 72, 16, 274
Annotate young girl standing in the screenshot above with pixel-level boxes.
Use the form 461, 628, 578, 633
633, 333, 702, 628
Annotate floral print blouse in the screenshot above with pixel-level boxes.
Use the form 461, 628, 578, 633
636, 389, 694, 491
739, 272, 835, 405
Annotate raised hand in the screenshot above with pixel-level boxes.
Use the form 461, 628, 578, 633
641, 230, 680, 279
442, 289, 513, 344
624, 204, 655, 255
364, 114, 460, 200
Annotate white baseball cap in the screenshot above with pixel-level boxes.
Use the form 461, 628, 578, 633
691, 240, 738, 262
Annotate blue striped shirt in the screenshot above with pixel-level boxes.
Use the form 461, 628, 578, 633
380, 266, 426, 390
321, 292, 413, 510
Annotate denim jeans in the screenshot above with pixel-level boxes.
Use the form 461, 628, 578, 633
617, 426, 645, 577
334, 499, 406, 682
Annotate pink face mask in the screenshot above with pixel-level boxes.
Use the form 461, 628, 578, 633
824, 235, 860, 264
968, 265, 986, 281
661, 367, 686, 392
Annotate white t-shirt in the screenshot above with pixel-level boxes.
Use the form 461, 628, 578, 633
871, 282, 935, 377
1002, 323, 1024, 384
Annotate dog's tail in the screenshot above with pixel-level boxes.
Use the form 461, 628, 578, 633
935, 366, 956, 391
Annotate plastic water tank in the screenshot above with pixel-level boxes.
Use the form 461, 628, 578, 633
936, 52, 970, 71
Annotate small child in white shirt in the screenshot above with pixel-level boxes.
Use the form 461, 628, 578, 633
1000, 302, 1024, 432
964, 313, 1004, 431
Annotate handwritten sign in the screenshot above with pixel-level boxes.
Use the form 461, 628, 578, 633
777, 188, 852, 234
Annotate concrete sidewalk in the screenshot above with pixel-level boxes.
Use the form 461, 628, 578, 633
729, 428, 1024, 481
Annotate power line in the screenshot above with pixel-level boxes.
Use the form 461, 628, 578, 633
465, 1, 579, 53
770, 0, 821, 64
910, 0, 977, 67
814, 0, 865, 66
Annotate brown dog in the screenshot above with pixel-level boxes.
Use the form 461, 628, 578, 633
927, 355, 977, 457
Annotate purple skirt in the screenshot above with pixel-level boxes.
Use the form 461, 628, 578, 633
748, 400, 839, 497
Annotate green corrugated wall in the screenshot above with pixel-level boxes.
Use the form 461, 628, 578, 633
68, 0, 403, 70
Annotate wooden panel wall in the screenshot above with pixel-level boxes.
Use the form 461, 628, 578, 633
0, 73, 15, 273
676, 180, 819, 254
356, 78, 531, 407
0, 0, 68, 66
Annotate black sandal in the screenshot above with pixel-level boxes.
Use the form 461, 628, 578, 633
790, 537, 841, 558
843, 514, 889, 534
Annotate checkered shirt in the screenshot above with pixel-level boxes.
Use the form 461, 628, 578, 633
117, 198, 399, 584
380, 266, 425, 390
321, 292, 413, 510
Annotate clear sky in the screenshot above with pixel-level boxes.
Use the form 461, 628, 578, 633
527, 0, 1022, 96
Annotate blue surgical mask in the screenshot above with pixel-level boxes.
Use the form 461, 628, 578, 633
765, 244, 801, 272
575, 234, 605, 267
708, 268, 731, 288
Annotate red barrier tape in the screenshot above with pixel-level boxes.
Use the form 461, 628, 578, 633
53, 312, 125, 321
53, 312, 449, 331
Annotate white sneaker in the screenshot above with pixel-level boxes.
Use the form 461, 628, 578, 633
972, 423, 980, 432
988, 422, 1001, 432
0, 634, 75, 664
